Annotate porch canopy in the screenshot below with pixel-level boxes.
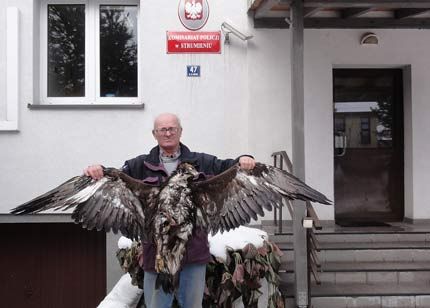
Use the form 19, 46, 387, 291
249, 0, 430, 28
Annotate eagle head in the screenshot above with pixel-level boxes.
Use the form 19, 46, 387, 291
176, 162, 199, 180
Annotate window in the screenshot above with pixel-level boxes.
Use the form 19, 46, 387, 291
40, 0, 140, 105
360, 116, 371, 145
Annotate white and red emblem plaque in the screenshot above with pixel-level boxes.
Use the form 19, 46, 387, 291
167, 31, 220, 53
178, 0, 209, 31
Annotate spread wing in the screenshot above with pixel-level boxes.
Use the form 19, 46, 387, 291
10, 168, 159, 241
191, 163, 331, 234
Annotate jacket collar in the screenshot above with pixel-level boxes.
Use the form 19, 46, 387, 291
144, 143, 204, 179
145, 143, 195, 165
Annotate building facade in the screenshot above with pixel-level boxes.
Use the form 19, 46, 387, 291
1, 0, 430, 305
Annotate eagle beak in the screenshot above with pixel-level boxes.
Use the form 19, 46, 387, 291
193, 172, 203, 181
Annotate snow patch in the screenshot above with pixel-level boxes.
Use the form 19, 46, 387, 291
208, 226, 268, 261
97, 274, 142, 308
118, 236, 133, 249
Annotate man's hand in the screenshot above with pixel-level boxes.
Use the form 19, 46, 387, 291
84, 164, 104, 180
239, 156, 255, 170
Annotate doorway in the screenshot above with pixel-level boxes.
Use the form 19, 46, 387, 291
333, 69, 404, 226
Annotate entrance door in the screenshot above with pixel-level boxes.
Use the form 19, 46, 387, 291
333, 69, 404, 225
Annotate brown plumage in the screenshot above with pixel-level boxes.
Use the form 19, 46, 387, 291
11, 162, 331, 292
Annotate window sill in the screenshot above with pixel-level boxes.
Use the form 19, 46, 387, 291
27, 103, 145, 110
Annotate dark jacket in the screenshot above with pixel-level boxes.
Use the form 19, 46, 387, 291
122, 143, 244, 271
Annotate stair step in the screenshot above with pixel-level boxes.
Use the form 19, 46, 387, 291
271, 232, 430, 243
281, 261, 430, 272
279, 243, 430, 264
276, 241, 430, 250
284, 295, 430, 308
280, 270, 430, 285
280, 281, 430, 298
262, 220, 430, 236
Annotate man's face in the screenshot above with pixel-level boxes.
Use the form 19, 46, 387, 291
152, 114, 182, 152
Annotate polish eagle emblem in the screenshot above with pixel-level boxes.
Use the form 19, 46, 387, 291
185, 0, 203, 20
11, 162, 331, 292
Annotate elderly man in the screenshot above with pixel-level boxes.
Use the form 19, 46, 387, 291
85, 113, 255, 308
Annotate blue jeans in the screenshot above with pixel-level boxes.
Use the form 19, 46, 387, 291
143, 263, 206, 308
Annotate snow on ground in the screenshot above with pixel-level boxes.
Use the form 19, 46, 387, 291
97, 274, 142, 308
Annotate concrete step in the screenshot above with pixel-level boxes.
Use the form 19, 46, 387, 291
280, 248, 430, 263
282, 261, 430, 272
262, 220, 430, 236
276, 240, 430, 250
320, 241, 430, 250
280, 281, 430, 298
280, 269, 430, 285
271, 232, 430, 244
284, 295, 430, 308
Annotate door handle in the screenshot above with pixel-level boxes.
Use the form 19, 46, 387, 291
334, 132, 347, 157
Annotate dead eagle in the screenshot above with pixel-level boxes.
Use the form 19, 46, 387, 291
11, 162, 331, 292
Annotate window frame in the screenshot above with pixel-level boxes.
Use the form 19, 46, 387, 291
40, 0, 141, 105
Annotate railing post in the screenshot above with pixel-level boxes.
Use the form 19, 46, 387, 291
293, 201, 308, 308
273, 155, 278, 226
272, 151, 321, 307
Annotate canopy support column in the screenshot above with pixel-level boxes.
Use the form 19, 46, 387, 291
290, 1, 309, 307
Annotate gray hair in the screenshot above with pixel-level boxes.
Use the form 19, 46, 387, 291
153, 113, 182, 129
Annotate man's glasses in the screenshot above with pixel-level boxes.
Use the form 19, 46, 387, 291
154, 127, 181, 135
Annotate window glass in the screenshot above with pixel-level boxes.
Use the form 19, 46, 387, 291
100, 5, 138, 97
360, 117, 371, 144
47, 4, 85, 97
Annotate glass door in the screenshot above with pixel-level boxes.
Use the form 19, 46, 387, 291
333, 69, 404, 226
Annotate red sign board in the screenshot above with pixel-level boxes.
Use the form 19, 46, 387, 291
167, 31, 221, 54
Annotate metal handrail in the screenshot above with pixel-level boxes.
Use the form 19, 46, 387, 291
271, 150, 323, 303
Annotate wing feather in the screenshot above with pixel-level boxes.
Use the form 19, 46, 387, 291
11, 168, 158, 241
224, 214, 234, 230
235, 202, 251, 224
230, 207, 242, 226
192, 162, 331, 233
109, 207, 121, 234
240, 197, 258, 221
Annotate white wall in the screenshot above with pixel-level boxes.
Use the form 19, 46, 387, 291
0, 1, 8, 119
304, 29, 430, 220
0, 0, 254, 292
2, 2, 430, 220
0, 0, 253, 214
248, 28, 292, 221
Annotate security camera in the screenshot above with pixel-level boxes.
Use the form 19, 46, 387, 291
221, 21, 253, 44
